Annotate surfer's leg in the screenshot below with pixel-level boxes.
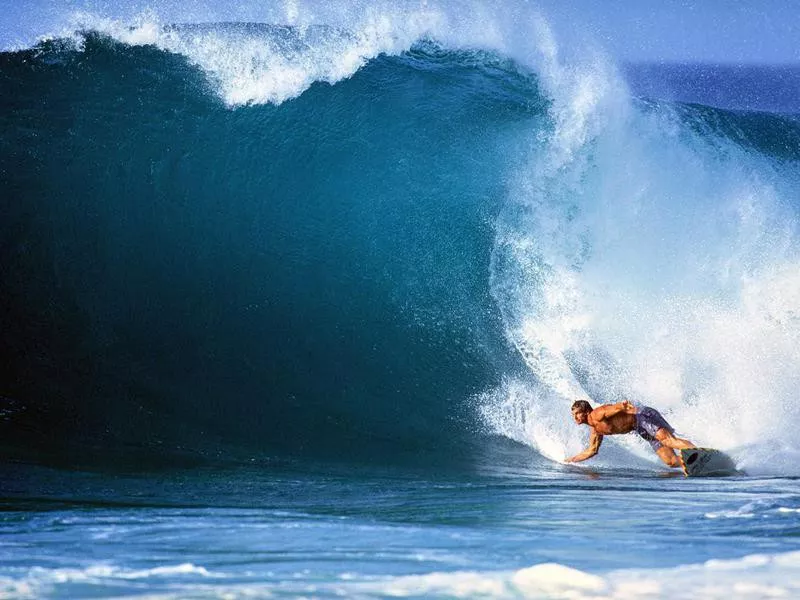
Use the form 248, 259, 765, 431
647, 436, 680, 468
654, 428, 696, 450
655, 446, 680, 468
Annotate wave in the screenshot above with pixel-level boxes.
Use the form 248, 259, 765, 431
482, 56, 800, 471
58, 13, 437, 106
5, 551, 800, 598
0, 29, 540, 464
2, 5, 800, 472
19, 1, 549, 108
352, 551, 800, 598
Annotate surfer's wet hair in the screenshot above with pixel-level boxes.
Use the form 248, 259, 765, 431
571, 400, 592, 414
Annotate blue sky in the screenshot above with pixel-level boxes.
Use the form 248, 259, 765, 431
1, 0, 798, 64
539, 0, 800, 64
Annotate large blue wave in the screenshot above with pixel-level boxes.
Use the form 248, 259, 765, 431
0, 33, 540, 464
3, 22, 800, 471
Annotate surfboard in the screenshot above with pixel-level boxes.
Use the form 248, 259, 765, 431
678, 448, 737, 477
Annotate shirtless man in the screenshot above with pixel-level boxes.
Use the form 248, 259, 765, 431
566, 399, 696, 468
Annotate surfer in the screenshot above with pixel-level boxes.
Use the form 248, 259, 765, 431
566, 400, 696, 468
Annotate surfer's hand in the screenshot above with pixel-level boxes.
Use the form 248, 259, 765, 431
621, 400, 637, 414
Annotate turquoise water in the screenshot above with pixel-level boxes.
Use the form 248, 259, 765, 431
4, 457, 800, 597
3, 4, 800, 598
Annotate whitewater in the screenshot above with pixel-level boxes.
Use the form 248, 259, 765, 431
2, 1, 800, 598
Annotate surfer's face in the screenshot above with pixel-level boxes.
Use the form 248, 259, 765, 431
571, 408, 589, 424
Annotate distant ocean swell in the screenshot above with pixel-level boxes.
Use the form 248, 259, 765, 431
2, 15, 800, 471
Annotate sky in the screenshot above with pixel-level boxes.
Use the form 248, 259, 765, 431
539, 0, 800, 64
1, 0, 799, 64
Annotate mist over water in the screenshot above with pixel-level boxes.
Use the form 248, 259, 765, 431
484, 72, 800, 475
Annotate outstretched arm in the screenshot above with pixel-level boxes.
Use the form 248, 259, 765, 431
592, 400, 637, 420
565, 429, 603, 463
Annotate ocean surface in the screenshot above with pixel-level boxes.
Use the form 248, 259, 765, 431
2, 4, 800, 598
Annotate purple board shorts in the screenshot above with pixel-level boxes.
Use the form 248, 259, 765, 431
635, 407, 675, 451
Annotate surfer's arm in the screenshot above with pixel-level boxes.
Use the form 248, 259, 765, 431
565, 430, 603, 463
593, 400, 637, 419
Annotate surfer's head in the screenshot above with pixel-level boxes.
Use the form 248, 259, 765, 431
571, 400, 592, 424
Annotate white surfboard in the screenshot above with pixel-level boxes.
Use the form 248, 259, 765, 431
678, 448, 737, 477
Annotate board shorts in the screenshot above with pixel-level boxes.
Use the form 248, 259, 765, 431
634, 407, 675, 451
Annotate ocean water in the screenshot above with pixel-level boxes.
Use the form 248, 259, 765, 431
2, 2, 800, 598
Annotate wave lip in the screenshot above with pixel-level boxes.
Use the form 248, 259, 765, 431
13, 1, 582, 108
55, 7, 448, 106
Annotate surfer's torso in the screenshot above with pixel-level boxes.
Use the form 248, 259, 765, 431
587, 410, 637, 435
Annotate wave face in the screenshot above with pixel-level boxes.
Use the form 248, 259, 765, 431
0, 30, 539, 462
2, 7, 800, 471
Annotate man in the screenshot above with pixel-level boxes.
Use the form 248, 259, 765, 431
566, 399, 696, 468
